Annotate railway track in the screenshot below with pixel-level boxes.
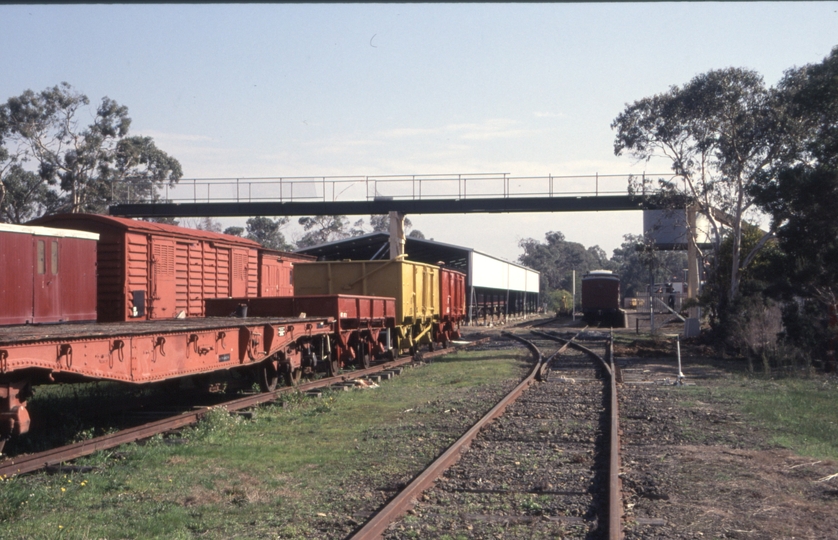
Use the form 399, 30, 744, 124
0, 340, 487, 478
350, 329, 623, 540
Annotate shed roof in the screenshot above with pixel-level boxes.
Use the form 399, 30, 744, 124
295, 232, 538, 276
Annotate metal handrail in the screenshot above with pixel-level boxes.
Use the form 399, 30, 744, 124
152, 172, 669, 205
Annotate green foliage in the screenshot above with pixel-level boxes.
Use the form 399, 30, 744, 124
0, 350, 527, 538
613, 67, 785, 301
0, 82, 181, 220
544, 289, 573, 315
750, 46, 838, 359
181, 217, 222, 233
777, 45, 838, 169
296, 214, 365, 248
223, 226, 244, 237
611, 233, 687, 298
725, 377, 838, 459
0, 164, 61, 222
186, 406, 244, 444
245, 216, 293, 251
517, 230, 612, 292
369, 213, 412, 232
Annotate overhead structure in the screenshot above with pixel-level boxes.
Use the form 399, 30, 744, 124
295, 232, 540, 324
643, 209, 712, 251
388, 211, 406, 260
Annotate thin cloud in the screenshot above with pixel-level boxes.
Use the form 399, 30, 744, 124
533, 111, 566, 119
383, 118, 542, 141
135, 130, 215, 143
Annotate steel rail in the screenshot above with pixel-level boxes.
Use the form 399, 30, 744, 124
0, 339, 488, 478
350, 335, 545, 539
606, 331, 623, 540
530, 330, 612, 376
531, 329, 623, 539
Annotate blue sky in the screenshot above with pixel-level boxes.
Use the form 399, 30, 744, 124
2, 3, 837, 261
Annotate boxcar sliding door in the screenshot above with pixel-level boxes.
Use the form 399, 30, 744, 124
32, 238, 60, 323
150, 238, 177, 318
230, 248, 249, 298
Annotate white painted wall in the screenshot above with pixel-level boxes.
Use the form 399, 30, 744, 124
469, 251, 540, 293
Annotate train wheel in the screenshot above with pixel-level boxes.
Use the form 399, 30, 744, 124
283, 366, 302, 387
258, 362, 279, 393
327, 358, 341, 377
357, 343, 371, 369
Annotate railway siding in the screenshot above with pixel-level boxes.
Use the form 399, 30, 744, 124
377, 336, 615, 539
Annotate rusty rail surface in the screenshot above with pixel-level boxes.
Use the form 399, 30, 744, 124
531, 329, 623, 540
531, 330, 612, 376
606, 332, 623, 540
350, 334, 545, 539
0, 338, 488, 478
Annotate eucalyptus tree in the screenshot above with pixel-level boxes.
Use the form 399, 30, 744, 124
245, 216, 293, 251
612, 68, 786, 303
0, 82, 181, 215
296, 215, 366, 248
610, 234, 688, 298
753, 46, 838, 324
517, 231, 613, 293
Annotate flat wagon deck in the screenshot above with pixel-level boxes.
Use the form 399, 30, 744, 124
0, 316, 334, 443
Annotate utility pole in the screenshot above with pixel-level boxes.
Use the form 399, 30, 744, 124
572, 269, 576, 321
649, 248, 656, 335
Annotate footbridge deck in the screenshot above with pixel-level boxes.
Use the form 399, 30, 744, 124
109, 172, 669, 217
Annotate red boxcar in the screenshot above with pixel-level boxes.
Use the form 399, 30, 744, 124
258, 249, 315, 297
31, 214, 269, 322
435, 268, 466, 345
0, 223, 98, 325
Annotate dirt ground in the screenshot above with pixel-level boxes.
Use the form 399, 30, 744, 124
617, 353, 838, 540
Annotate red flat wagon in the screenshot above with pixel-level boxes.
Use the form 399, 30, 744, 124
0, 315, 334, 445
0, 223, 99, 326
206, 294, 397, 374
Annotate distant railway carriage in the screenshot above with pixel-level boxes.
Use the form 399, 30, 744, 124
581, 270, 626, 327
258, 249, 315, 297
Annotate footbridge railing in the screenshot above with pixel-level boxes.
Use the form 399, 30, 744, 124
122, 172, 670, 205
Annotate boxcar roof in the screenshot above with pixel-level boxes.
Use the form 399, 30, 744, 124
31, 214, 261, 247
0, 222, 100, 241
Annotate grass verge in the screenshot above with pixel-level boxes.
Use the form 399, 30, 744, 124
652, 356, 838, 460
722, 377, 838, 459
0, 348, 530, 539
